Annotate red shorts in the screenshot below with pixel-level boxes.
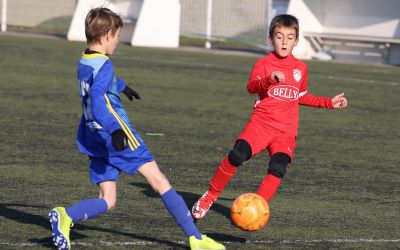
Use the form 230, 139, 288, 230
236, 120, 296, 161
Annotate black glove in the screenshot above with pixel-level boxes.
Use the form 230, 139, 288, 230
111, 129, 127, 151
122, 85, 141, 101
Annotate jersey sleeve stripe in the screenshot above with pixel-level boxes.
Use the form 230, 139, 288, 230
104, 94, 140, 150
104, 94, 139, 149
299, 90, 307, 97
105, 96, 137, 150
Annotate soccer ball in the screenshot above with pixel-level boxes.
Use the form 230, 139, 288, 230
230, 193, 270, 231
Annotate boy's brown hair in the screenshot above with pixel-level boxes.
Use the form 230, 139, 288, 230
269, 14, 299, 38
85, 7, 123, 45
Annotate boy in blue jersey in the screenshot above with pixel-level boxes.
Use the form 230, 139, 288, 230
49, 8, 225, 250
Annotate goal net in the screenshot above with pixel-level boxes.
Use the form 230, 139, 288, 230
180, 0, 269, 49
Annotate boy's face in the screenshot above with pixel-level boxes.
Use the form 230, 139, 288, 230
269, 26, 298, 58
105, 28, 121, 55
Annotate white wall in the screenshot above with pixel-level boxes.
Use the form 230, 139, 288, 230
67, 0, 180, 48
286, 0, 400, 60
290, 0, 400, 38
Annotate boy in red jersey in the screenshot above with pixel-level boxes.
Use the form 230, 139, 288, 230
192, 14, 348, 219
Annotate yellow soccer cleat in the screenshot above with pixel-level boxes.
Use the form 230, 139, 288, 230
49, 207, 73, 250
189, 234, 226, 250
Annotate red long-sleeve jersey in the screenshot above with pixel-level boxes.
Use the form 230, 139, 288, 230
247, 52, 333, 136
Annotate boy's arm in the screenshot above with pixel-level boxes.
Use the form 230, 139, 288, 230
116, 76, 126, 92
299, 92, 334, 108
298, 65, 348, 109
247, 60, 278, 94
299, 92, 348, 109
90, 61, 122, 134
298, 64, 341, 109
116, 76, 141, 101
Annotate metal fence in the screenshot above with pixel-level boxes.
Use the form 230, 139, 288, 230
180, 0, 268, 47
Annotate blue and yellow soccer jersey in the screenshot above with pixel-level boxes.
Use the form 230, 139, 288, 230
76, 51, 142, 157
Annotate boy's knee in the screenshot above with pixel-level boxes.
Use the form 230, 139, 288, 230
155, 178, 171, 195
103, 197, 117, 211
149, 173, 171, 195
228, 139, 252, 167
107, 203, 116, 211
139, 162, 172, 194
268, 152, 290, 178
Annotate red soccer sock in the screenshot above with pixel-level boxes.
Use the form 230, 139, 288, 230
257, 174, 282, 202
208, 157, 238, 199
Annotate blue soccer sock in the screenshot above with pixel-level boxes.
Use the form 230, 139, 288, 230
66, 198, 108, 222
161, 188, 202, 240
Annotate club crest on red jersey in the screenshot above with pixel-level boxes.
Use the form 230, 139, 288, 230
293, 69, 302, 82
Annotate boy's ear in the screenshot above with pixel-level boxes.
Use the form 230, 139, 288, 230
106, 30, 113, 41
268, 35, 273, 45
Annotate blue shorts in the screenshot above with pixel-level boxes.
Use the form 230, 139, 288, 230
89, 144, 154, 184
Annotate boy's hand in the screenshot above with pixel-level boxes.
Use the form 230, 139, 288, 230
122, 86, 141, 101
331, 92, 348, 109
111, 129, 127, 151
270, 71, 285, 83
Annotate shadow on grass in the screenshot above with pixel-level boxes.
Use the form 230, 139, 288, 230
130, 182, 236, 227
0, 203, 187, 249
130, 182, 249, 244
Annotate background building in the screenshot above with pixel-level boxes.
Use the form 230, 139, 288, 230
1, 0, 399, 65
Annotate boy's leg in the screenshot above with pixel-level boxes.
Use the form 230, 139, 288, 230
49, 197, 108, 250
138, 161, 225, 250
49, 157, 117, 249
64, 163, 117, 222
99, 181, 117, 210
257, 133, 294, 202
139, 161, 200, 238
49, 195, 109, 250
64, 181, 114, 222
256, 152, 289, 201
192, 139, 253, 219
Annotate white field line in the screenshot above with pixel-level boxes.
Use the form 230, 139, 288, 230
1, 239, 399, 247
245, 239, 400, 244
